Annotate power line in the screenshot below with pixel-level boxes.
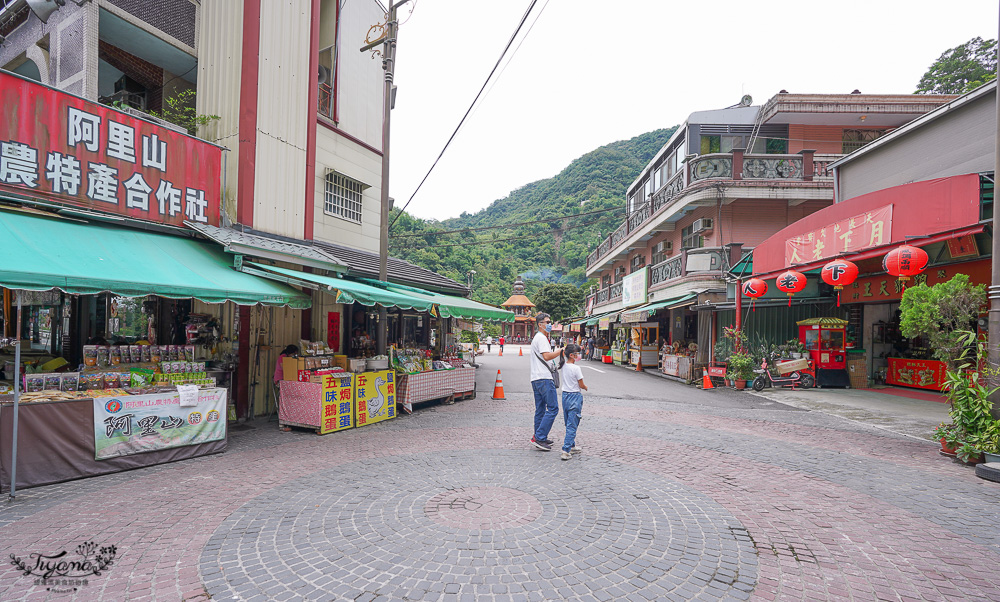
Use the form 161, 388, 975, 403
390, 203, 624, 238
388, 0, 540, 232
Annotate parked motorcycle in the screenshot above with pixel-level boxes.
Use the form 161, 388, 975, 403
752, 358, 815, 391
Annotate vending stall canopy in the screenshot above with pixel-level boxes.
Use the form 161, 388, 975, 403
358, 279, 515, 322
0, 210, 310, 307
246, 262, 435, 312
621, 293, 697, 323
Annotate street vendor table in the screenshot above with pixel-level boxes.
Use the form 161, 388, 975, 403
1, 388, 228, 493
397, 367, 475, 413
279, 371, 395, 433
661, 354, 694, 380
886, 357, 947, 391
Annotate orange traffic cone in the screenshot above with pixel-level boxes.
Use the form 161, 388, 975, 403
499, 346, 503, 356
491, 370, 506, 400
702, 368, 714, 389
519, 347, 523, 356
635, 353, 643, 372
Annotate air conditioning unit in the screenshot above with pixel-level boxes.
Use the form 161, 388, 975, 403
693, 218, 713, 233
653, 241, 673, 254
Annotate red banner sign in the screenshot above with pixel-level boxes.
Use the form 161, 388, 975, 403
886, 357, 947, 391
786, 204, 892, 266
844, 258, 990, 304
327, 311, 341, 352
0, 71, 221, 227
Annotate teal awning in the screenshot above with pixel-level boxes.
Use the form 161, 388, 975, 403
621, 293, 698, 323
0, 210, 311, 307
360, 279, 515, 323
585, 310, 618, 326
248, 263, 436, 312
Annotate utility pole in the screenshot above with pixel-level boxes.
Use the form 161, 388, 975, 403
362, 0, 410, 355
991, 10, 1000, 419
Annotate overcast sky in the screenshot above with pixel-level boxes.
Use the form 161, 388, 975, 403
389, 0, 999, 221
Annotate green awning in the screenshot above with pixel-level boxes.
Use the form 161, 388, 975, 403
621, 293, 698, 323
247, 263, 436, 312
729, 252, 753, 278
585, 310, 618, 326
0, 210, 310, 307
360, 279, 515, 323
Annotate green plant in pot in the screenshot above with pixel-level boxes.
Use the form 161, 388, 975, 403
725, 351, 756, 389
940, 331, 1000, 464
899, 274, 986, 371
977, 421, 1000, 463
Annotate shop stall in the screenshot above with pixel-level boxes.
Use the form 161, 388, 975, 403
660, 341, 698, 381
628, 323, 659, 368
797, 318, 850, 387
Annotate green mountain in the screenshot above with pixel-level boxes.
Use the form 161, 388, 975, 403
388, 127, 678, 308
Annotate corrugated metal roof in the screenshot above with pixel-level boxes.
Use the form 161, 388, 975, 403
186, 223, 469, 296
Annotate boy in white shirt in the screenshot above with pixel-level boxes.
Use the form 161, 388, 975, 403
559, 343, 588, 460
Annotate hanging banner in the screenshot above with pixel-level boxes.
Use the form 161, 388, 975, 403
621, 267, 648, 307
785, 205, 892, 266
354, 369, 395, 427
327, 311, 341, 352
0, 71, 221, 227
93, 388, 227, 460
320, 373, 354, 434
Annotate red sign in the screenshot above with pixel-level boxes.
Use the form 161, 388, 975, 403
886, 357, 947, 391
0, 71, 221, 227
786, 205, 892, 266
946, 233, 978, 259
844, 258, 990, 304
327, 311, 341, 352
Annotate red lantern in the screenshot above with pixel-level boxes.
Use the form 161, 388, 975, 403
883, 245, 929, 290
821, 259, 859, 307
775, 270, 807, 307
741, 278, 768, 312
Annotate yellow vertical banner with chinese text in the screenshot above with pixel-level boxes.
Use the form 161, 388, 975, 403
320, 373, 355, 434
354, 370, 396, 427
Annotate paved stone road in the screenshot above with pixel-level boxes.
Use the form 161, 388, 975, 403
1, 354, 999, 601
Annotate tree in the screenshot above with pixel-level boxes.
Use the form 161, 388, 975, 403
533, 283, 585, 321
898, 274, 986, 369
915, 37, 997, 95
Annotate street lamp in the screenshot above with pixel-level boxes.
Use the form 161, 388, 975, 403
466, 270, 476, 291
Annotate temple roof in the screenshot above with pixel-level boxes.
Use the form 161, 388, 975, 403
501, 294, 535, 308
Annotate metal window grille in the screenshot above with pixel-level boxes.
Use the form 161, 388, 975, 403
324, 171, 364, 223
681, 225, 703, 250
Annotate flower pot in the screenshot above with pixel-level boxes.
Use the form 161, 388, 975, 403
984, 452, 1000, 463
940, 438, 958, 456
734, 379, 746, 390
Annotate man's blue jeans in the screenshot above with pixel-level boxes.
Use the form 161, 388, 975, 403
562, 391, 583, 452
532, 379, 559, 442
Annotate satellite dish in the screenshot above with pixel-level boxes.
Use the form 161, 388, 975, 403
740, 94, 753, 107
318, 65, 331, 86
26, 0, 65, 23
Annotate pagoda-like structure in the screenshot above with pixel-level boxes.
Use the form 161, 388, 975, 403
500, 276, 535, 343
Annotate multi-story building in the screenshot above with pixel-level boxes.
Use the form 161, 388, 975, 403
583, 91, 955, 369
0, 0, 472, 418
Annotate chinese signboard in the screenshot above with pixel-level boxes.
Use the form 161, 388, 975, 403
785, 205, 892, 266
320, 373, 354, 434
887, 358, 947, 391
93, 388, 227, 460
354, 369, 395, 427
621, 267, 648, 307
0, 71, 221, 227
844, 259, 990, 304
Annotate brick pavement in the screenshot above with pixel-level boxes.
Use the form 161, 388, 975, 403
0, 371, 999, 601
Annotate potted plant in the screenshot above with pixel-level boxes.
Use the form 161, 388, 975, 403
977, 422, 1000, 463
933, 422, 961, 455
899, 274, 986, 371
939, 331, 1000, 465
725, 351, 755, 390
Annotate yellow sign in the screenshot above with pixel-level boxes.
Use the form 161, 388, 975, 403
354, 369, 396, 427
320, 373, 355, 434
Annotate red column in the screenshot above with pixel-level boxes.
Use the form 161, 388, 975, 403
799, 149, 815, 182
235, 305, 252, 419
735, 278, 743, 339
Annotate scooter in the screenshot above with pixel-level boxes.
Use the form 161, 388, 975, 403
751, 358, 815, 391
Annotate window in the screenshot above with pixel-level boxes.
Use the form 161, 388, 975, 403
630, 253, 645, 271
700, 135, 721, 154
324, 171, 365, 223
614, 266, 626, 283
681, 224, 703, 250
842, 129, 888, 153
602, 274, 611, 289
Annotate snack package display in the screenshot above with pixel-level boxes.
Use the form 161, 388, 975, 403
43, 374, 62, 391
169, 345, 179, 361
83, 346, 98, 367
96, 346, 110, 367
141, 345, 152, 362
83, 373, 105, 390
130, 368, 155, 388
184, 345, 195, 361
103, 372, 121, 388
150, 346, 162, 363
128, 345, 140, 363
25, 376, 45, 392
60, 373, 80, 392
110, 347, 122, 365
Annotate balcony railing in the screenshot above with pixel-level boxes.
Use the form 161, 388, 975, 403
585, 151, 842, 271
649, 255, 684, 287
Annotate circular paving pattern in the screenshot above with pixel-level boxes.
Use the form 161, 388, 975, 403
425, 486, 542, 530
200, 450, 758, 601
